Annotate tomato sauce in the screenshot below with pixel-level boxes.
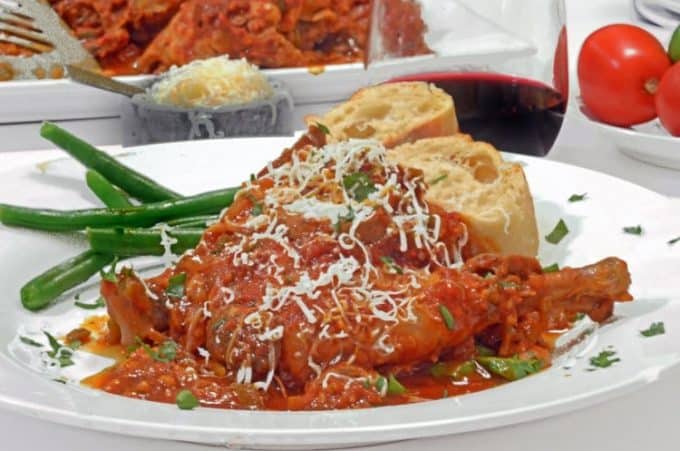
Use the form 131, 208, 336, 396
80, 136, 631, 411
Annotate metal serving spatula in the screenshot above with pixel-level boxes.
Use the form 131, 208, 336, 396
0, 0, 98, 81
66, 64, 145, 97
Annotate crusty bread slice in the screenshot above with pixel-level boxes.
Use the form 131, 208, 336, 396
306, 82, 458, 148
388, 135, 539, 257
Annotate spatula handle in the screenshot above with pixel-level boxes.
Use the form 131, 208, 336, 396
66, 64, 145, 98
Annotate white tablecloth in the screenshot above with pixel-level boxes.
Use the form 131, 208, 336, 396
2, 1, 679, 450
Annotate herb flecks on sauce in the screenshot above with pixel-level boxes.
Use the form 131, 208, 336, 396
176, 389, 199, 410
314, 122, 331, 135
438, 304, 456, 330
166, 273, 186, 298
542, 263, 560, 273
83, 138, 631, 411
342, 171, 377, 202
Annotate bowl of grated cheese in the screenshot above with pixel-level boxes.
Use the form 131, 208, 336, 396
121, 56, 294, 146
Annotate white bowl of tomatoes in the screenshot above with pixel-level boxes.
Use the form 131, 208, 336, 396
578, 23, 680, 170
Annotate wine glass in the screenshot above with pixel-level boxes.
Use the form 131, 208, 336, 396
367, 0, 568, 157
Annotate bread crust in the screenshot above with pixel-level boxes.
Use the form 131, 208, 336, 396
388, 135, 539, 257
306, 82, 458, 148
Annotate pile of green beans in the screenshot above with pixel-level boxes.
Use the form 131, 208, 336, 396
1, 122, 239, 311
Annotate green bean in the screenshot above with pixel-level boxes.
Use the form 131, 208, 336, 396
20, 250, 114, 311
40, 122, 180, 202
166, 214, 218, 227
175, 218, 217, 229
87, 227, 203, 256
0, 187, 238, 232
85, 169, 133, 209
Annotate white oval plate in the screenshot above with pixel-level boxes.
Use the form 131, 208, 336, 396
579, 107, 680, 171
0, 138, 679, 449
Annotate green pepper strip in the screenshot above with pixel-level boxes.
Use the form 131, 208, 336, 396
85, 169, 133, 209
20, 250, 114, 311
0, 187, 238, 232
87, 227, 203, 256
40, 122, 180, 202
476, 356, 542, 381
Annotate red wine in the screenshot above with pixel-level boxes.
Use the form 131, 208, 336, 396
390, 72, 567, 156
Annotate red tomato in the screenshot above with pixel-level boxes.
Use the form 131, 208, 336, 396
578, 24, 671, 127
656, 63, 680, 136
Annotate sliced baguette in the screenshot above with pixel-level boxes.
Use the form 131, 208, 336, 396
388, 135, 539, 257
307, 82, 458, 148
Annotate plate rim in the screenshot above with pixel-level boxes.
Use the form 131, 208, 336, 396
0, 137, 677, 447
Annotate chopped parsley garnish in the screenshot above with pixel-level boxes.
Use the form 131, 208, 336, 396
429, 363, 448, 378
99, 257, 119, 282
176, 389, 199, 410
20, 336, 42, 347
438, 304, 456, 330
374, 374, 407, 396
542, 263, 560, 273
75, 296, 106, 310
669, 236, 680, 246
375, 375, 387, 393
568, 193, 587, 202
476, 356, 542, 381
575, 312, 586, 321
545, 219, 569, 244
44, 331, 74, 368
623, 225, 643, 235
156, 340, 178, 362
387, 374, 407, 395
333, 205, 355, 233
212, 318, 226, 331
380, 256, 403, 275
640, 322, 665, 338
138, 338, 178, 363
343, 171, 377, 202
589, 350, 620, 368
452, 361, 476, 380
498, 280, 519, 289
314, 122, 330, 135
166, 272, 187, 298
249, 173, 256, 182
431, 361, 475, 380
245, 193, 264, 216
429, 174, 448, 186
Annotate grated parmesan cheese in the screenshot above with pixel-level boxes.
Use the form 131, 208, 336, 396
148, 56, 274, 108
